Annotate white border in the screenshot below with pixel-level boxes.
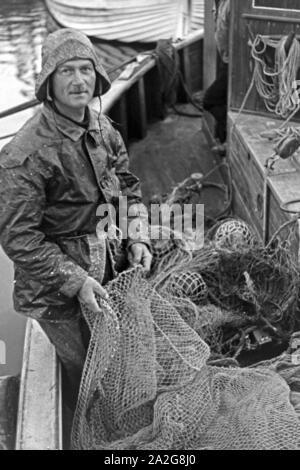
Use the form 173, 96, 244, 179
252, 0, 300, 13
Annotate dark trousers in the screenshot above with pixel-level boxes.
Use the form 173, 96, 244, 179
203, 62, 228, 143
38, 313, 90, 412
38, 313, 90, 448
38, 252, 116, 412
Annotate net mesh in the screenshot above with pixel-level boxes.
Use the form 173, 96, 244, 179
71, 246, 300, 449
213, 219, 257, 248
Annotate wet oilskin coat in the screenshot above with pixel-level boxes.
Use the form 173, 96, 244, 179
0, 102, 145, 321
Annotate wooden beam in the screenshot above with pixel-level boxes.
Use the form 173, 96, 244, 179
262, 176, 270, 245
203, 0, 217, 90
242, 13, 300, 23
126, 78, 147, 140
297, 220, 300, 264
15, 320, 62, 450
182, 47, 193, 95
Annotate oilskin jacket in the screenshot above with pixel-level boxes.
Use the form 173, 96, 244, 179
0, 102, 147, 321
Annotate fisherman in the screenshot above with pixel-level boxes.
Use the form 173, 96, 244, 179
0, 28, 152, 409
203, 0, 230, 154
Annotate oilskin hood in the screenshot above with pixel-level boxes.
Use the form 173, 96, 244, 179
35, 28, 111, 102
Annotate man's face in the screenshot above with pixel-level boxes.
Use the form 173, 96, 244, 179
52, 58, 96, 114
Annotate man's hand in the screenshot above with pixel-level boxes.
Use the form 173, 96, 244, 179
128, 243, 152, 272
78, 276, 109, 313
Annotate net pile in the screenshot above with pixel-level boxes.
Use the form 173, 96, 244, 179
72, 259, 300, 449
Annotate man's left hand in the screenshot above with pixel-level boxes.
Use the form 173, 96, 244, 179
128, 243, 152, 272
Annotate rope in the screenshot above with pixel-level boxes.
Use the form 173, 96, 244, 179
0, 132, 18, 141
201, 160, 233, 224
280, 199, 300, 214
266, 214, 300, 249
249, 34, 300, 119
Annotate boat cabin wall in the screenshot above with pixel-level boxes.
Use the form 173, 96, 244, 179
229, 0, 300, 120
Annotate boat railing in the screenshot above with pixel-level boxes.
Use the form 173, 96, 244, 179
102, 29, 204, 114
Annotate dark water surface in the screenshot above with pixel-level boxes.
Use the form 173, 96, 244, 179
0, 0, 47, 376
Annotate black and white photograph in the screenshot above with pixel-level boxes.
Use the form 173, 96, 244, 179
0, 0, 300, 453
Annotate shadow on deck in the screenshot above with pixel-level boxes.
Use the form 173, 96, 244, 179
128, 104, 227, 222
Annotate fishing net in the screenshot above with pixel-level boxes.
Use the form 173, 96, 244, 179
70, 216, 300, 450
212, 218, 257, 248
71, 252, 300, 449
152, 219, 299, 358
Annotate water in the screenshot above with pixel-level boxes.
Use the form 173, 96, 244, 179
0, 0, 47, 376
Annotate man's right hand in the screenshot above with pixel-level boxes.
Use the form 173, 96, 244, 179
77, 276, 109, 313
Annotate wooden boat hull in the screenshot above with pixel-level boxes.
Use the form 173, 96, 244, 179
45, 0, 204, 43
15, 320, 62, 450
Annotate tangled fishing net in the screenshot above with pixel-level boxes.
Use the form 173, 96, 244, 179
151, 219, 299, 357
72, 219, 300, 450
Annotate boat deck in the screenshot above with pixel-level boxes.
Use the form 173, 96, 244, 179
129, 103, 226, 220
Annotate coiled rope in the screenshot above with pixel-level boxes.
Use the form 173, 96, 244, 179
250, 34, 300, 119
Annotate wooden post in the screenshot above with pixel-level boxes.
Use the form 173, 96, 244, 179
127, 78, 147, 140
297, 220, 300, 264
203, 0, 217, 90
262, 174, 270, 245
15, 320, 62, 450
174, 0, 192, 38
202, 0, 218, 144
109, 95, 128, 146
144, 65, 164, 120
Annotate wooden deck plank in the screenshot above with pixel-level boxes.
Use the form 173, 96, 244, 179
128, 105, 226, 226
15, 320, 62, 450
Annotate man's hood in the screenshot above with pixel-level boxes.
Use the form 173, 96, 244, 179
35, 28, 111, 102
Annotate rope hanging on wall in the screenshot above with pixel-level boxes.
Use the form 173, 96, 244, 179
250, 34, 300, 118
